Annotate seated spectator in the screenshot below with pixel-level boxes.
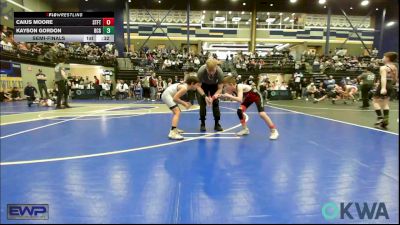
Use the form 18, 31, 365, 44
115, 80, 129, 100
306, 83, 318, 101
10, 87, 22, 101
0, 89, 12, 102
163, 58, 172, 70
100, 81, 112, 99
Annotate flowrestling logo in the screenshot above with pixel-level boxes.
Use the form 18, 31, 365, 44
321, 202, 389, 221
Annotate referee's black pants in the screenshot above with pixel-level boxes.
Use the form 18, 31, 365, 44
197, 83, 221, 123
56, 80, 69, 107
361, 84, 372, 107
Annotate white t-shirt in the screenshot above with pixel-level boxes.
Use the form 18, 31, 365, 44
294, 72, 303, 83
116, 83, 129, 92
101, 83, 110, 91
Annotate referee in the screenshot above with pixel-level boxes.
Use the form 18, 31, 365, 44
55, 58, 71, 109
196, 58, 224, 132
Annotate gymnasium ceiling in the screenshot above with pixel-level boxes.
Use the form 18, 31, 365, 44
43, 0, 399, 18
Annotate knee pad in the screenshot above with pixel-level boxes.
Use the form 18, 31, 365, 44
237, 108, 244, 120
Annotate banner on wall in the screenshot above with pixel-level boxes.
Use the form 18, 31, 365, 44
0, 60, 23, 90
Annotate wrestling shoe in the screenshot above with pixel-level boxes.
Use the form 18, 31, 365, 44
176, 128, 185, 134
269, 129, 279, 140
168, 129, 184, 140
236, 128, 250, 136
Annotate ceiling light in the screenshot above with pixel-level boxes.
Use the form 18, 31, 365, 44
203, 10, 206, 13
290, 0, 297, 3
216, 10, 219, 14
214, 16, 225, 22
361, 0, 369, 6
158, 0, 161, 3
266, 18, 276, 23
319, 0, 326, 4
232, 17, 241, 22
246, 21, 249, 24
279, 13, 283, 16
229, 11, 232, 14
241, 11, 245, 14
243, 2, 246, 6
270, 3, 273, 6
284, 17, 290, 21
386, 21, 395, 27
292, 13, 295, 16
350, 6, 353, 10
290, 19, 294, 22
376, 8, 379, 11
267, 12, 270, 15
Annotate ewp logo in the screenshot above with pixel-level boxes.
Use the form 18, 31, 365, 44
321, 202, 389, 221
7, 204, 49, 220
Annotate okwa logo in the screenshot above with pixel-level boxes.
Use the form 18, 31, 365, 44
321, 202, 389, 220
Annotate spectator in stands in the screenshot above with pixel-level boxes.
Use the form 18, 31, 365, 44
31, 44, 42, 55
326, 75, 336, 92
115, 80, 129, 100
313, 59, 320, 72
236, 75, 243, 84
167, 78, 173, 87
163, 58, 172, 70
174, 76, 180, 84
24, 82, 37, 107
372, 48, 379, 57
246, 75, 255, 86
36, 69, 49, 99
1, 31, 14, 52
278, 82, 288, 90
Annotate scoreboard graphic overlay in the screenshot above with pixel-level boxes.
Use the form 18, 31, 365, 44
14, 12, 114, 43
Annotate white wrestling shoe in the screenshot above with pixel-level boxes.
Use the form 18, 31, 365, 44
168, 129, 184, 140
269, 129, 279, 140
236, 127, 250, 136
176, 128, 185, 134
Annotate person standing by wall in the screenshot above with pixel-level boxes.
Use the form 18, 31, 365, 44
149, 72, 158, 102
142, 74, 150, 101
36, 69, 49, 99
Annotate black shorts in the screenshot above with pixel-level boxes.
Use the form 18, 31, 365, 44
327, 91, 337, 98
374, 82, 393, 98
241, 90, 264, 112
